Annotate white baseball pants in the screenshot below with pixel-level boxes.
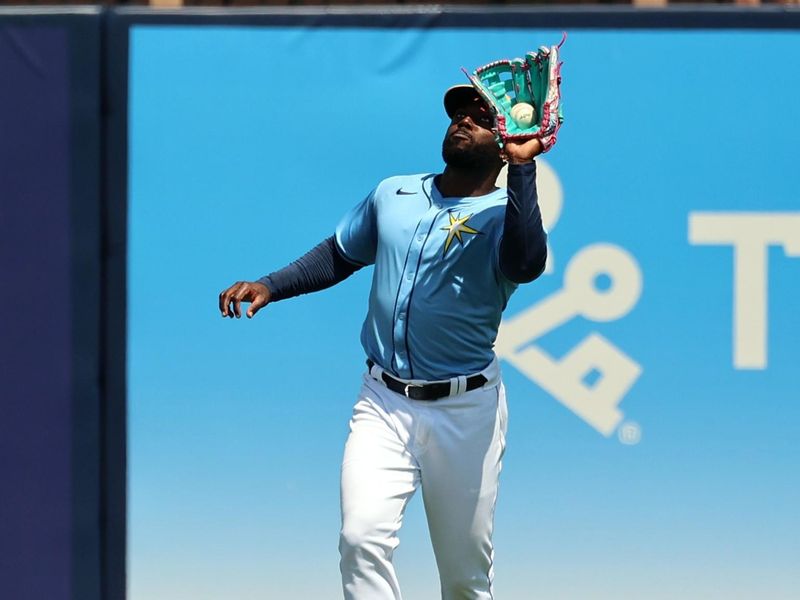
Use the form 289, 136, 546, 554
339, 361, 507, 600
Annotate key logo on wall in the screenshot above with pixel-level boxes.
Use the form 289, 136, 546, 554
495, 162, 643, 438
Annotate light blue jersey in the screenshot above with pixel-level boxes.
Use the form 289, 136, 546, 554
335, 173, 518, 381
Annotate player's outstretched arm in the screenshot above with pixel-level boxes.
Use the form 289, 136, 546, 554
219, 281, 271, 319
218, 237, 362, 320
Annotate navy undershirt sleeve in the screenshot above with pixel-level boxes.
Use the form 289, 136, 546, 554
499, 161, 548, 283
256, 236, 362, 302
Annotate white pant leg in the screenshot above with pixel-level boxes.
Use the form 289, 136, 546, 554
419, 382, 508, 600
339, 377, 421, 600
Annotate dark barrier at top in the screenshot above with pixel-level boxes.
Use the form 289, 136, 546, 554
1, 6, 799, 600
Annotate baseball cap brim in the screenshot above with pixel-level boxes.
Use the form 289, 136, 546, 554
443, 84, 483, 118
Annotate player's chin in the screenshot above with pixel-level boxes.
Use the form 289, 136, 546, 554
442, 140, 499, 169
442, 138, 473, 163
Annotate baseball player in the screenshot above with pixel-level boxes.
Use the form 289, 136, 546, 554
219, 84, 549, 599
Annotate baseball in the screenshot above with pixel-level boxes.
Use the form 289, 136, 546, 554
510, 102, 535, 128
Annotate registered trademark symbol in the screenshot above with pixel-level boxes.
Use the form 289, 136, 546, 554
617, 421, 642, 445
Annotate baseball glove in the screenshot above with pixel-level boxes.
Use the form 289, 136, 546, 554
465, 34, 565, 152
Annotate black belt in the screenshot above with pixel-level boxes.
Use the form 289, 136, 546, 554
367, 359, 487, 401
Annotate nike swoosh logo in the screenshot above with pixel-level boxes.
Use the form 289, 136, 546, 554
396, 188, 416, 195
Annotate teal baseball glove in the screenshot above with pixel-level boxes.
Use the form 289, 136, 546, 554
465, 35, 565, 152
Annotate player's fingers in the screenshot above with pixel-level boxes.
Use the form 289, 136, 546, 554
219, 283, 236, 317
246, 293, 268, 318
232, 293, 243, 318
218, 290, 227, 316
225, 281, 247, 319
233, 284, 257, 319
247, 296, 266, 319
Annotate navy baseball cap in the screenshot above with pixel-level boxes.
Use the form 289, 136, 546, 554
443, 84, 483, 118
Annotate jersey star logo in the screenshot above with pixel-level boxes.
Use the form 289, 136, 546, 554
441, 212, 481, 256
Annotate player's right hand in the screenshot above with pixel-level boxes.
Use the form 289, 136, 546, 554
218, 281, 271, 319
503, 138, 544, 164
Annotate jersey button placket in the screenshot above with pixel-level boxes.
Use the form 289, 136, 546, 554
392, 207, 437, 379
392, 264, 414, 376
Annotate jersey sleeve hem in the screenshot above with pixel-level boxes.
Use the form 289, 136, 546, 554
334, 234, 371, 268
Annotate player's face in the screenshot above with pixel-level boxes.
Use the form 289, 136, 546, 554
442, 101, 501, 170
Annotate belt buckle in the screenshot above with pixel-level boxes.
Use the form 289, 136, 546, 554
404, 383, 425, 400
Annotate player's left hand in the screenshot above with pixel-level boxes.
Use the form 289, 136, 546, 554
502, 138, 544, 164
218, 281, 271, 319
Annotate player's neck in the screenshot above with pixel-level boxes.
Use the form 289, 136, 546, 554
438, 167, 499, 198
